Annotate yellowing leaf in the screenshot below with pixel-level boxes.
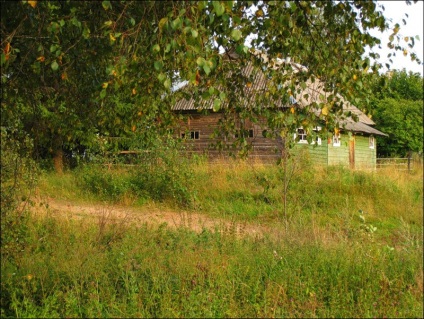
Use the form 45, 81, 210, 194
109, 33, 116, 42
131, 125, 136, 132
404, 36, 409, 42
61, 72, 68, 80
132, 88, 136, 95
290, 107, 295, 114
255, 9, 264, 17
403, 49, 408, 56
246, 82, 252, 88
393, 26, 399, 34
37, 56, 45, 62
102, 82, 109, 89
28, 1, 37, 8
352, 74, 357, 81
159, 17, 168, 31
321, 106, 329, 116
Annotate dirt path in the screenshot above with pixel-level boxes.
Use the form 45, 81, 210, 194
30, 197, 268, 238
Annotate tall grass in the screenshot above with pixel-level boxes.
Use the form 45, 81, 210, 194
1, 212, 422, 318
6, 159, 421, 317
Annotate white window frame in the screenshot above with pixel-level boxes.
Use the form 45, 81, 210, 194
313, 126, 322, 145
333, 133, 341, 147
314, 136, 322, 146
369, 136, 375, 149
294, 126, 322, 145
295, 128, 308, 144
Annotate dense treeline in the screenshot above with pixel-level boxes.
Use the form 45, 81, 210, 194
369, 70, 423, 157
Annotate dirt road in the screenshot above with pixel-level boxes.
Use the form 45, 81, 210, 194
30, 197, 268, 238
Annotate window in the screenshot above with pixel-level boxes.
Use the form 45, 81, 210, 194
181, 131, 200, 140
294, 126, 322, 145
369, 136, 375, 149
235, 129, 254, 138
295, 128, 308, 144
333, 133, 341, 147
313, 127, 322, 145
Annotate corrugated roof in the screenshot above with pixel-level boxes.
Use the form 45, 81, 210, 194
173, 53, 385, 136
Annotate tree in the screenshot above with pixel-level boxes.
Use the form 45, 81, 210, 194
1, 0, 421, 171
368, 70, 423, 157
373, 98, 423, 157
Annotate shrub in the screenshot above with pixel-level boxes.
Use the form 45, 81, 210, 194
76, 137, 196, 207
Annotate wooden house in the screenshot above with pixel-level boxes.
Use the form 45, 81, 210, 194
172, 53, 386, 169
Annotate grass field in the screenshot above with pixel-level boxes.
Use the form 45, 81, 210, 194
1, 158, 423, 318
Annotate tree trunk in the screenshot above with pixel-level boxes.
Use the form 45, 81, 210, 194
53, 136, 64, 174
53, 149, 64, 174
281, 137, 288, 222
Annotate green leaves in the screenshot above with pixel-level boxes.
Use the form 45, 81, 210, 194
3, 0, 422, 169
213, 98, 222, 112
230, 29, 242, 42
171, 17, 182, 30
196, 57, 214, 75
213, 2, 225, 17
51, 61, 59, 71
164, 78, 171, 90
102, 0, 112, 11
82, 27, 91, 39
152, 44, 160, 53
154, 61, 163, 71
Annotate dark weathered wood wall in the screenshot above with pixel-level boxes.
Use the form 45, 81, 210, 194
175, 112, 283, 161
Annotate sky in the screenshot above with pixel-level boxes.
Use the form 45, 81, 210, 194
244, 1, 424, 76
370, 1, 424, 75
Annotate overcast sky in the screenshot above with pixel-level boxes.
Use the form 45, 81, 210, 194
371, 1, 424, 75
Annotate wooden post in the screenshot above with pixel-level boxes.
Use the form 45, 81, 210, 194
349, 136, 355, 169
407, 151, 412, 171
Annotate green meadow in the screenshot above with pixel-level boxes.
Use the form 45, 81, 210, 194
1, 157, 423, 318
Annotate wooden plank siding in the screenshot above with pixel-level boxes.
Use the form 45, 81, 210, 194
327, 134, 376, 169
328, 134, 350, 167
174, 112, 378, 168
292, 142, 328, 166
354, 135, 376, 169
175, 112, 283, 161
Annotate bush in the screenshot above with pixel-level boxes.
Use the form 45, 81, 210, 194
1, 127, 38, 259
76, 137, 196, 208
1, 127, 39, 316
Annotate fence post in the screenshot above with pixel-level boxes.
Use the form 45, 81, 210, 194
407, 151, 412, 171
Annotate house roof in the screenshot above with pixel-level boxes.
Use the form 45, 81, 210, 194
172, 51, 387, 136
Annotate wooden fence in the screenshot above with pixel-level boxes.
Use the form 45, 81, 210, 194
376, 157, 415, 171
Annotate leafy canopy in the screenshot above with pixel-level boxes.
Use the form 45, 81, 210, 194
1, 0, 421, 165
